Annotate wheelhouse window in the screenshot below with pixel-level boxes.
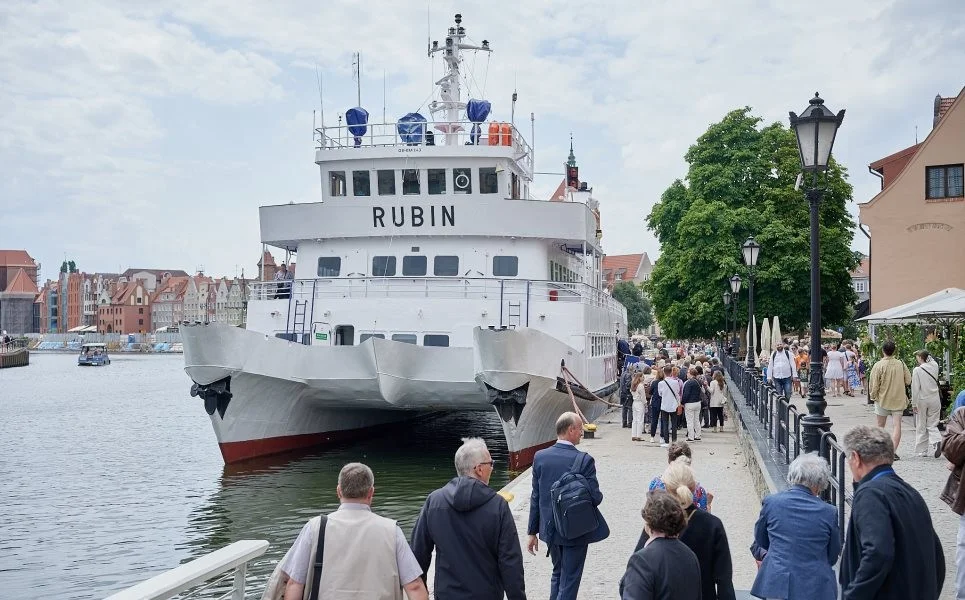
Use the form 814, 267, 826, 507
428, 169, 447, 194
377, 170, 396, 195
493, 255, 518, 277
391, 334, 417, 345
433, 255, 459, 276
926, 164, 964, 199
479, 167, 498, 194
423, 334, 450, 347
402, 255, 427, 276
353, 171, 371, 196
317, 257, 341, 277
453, 168, 472, 194
402, 169, 421, 195
372, 256, 396, 277
329, 171, 347, 197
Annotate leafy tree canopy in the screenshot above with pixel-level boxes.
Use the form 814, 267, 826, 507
646, 108, 858, 339
611, 281, 653, 333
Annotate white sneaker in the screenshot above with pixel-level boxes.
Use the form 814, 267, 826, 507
649, 436, 656, 443
660, 443, 669, 447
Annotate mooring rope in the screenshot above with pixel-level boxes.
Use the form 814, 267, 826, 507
559, 363, 622, 427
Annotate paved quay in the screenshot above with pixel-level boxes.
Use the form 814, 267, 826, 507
499, 408, 761, 598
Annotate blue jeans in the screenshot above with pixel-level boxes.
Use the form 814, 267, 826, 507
773, 377, 792, 399
549, 543, 588, 600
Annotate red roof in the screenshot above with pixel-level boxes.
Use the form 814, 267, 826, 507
603, 254, 646, 279
869, 143, 922, 172
851, 258, 870, 278
3, 268, 39, 294
549, 179, 567, 202
0, 250, 37, 268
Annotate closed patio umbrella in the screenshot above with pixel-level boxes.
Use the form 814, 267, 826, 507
760, 317, 771, 362
771, 315, 783, 350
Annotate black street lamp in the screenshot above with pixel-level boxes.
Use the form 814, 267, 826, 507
790, 92, 845, 454
722, 291, 732, 354
742, 237, 761, 369
729, 274, 742, 357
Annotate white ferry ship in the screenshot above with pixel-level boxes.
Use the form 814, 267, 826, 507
182, 14, 627, 470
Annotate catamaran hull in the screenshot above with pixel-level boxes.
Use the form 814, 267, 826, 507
181, 323, 612, 468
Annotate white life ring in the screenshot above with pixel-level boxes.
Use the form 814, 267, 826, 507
455, 172, 470, 190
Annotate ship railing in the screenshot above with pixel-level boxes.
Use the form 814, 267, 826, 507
314, 121, 534, 175
250, 277, 625, 314
104, 539, 269, 600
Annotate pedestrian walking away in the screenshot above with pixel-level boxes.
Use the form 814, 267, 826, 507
867, 340, 912, 458
750, 453, 840, 600
620, 363, 635, 428
648, 441, 713, 510
839, 425, 945, 600
658, 365, 682, 446
410, 437, 525, 600
648, 367, 665, 443
911, 349, 943, 458
631, 368, 648, 441
708, 371, 726, 432
264, 462, 429, 600
681, 367, 703, 441
619, 490, 701, 600
527, 412, 609, 600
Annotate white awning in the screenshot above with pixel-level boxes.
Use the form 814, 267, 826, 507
858, 288, 965, 324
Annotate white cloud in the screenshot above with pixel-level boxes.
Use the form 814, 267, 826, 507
0, 0, 962, 279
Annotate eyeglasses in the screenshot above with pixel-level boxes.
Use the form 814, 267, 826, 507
477, 460, 495, 468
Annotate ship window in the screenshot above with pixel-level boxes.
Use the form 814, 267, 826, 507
334, 325, 355, 346
372, 256, 396, 277
377, 170, 396, 195
424, 334, 450, 347
433, 256, 459, 276
392, 333, 417, 345
402, 255, 427, 276
353, 171, 371, 196
402, 169, 421, 195
479, 167, 498, 194
329, 171, 347, 197
453, 168, 472, 194
428, 169, 447, 194
360, 333, 385, 343
317, 257, 342, 277
493, 256, 518, 277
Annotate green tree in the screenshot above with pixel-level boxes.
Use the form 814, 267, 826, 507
646, 108, 858, 339
612, 281, 653, 332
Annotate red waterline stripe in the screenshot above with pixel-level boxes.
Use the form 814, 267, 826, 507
219, 424, 395, 464
509, 439, 557, 471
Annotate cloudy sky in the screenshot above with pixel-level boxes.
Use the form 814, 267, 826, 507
1, 0, 962, 280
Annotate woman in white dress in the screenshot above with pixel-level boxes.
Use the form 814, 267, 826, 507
824, 345, 847, 397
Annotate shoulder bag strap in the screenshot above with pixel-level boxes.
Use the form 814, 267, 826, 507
308, 515, 329, 600
923, 367, 940, 385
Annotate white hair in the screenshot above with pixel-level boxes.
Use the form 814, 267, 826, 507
787, 452, 831, 492
454, 437, 490, 476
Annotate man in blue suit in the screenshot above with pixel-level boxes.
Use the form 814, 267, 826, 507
527, 412, 609, 600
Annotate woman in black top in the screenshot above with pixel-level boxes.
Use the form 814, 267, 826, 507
621, 490, 701, 600
647, 368, 664, 443
635, 462, 736, 600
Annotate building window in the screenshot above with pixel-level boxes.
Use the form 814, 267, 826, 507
493, 256, 518, 277
317, 257, 342, 277
138, 319, 144, 325
926, 164, 964, 199
391, 333, 417, 345
433, 256, 459, 276
330, 171, 347, 197
402, 169, 420, 195
372, 256, 397, 277
423, 334, 450, 347
402, 255, 427, 276
377, 170, 396, 195
138, 307, 144, 314
428, 169, 447, 194
479, 167, 498, 194
453, 168, 472, 194
353, 171, 371, 196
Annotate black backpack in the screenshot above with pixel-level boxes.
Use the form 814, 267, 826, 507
550, 453, 598, 540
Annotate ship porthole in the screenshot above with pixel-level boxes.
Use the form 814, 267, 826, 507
455, 173, 470, 190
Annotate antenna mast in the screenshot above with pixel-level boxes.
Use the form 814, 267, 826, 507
428, 13, 491, 145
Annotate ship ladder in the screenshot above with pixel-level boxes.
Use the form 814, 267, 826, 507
292, 300, 308, 341
507, 301, 521, 329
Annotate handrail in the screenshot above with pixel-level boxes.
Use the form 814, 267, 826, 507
104, 539, 269, 600
819, 431, 853, 543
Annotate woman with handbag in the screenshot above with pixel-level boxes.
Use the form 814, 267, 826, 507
658, 365, 682, 447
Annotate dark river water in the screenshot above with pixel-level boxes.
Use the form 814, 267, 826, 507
0, 353, 510, 599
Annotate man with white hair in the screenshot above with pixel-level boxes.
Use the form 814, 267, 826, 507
410, 438, 525, 600
274, 462, 428, 600
839, 425, 945, 599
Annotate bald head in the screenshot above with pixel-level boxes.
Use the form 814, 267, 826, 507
555, 412, 584, 445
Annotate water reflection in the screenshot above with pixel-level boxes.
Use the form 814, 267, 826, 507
182, 412, 510, 595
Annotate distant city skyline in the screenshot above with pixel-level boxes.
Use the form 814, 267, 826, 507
2, 1, 963, 278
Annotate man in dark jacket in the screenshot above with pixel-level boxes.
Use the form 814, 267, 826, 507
411, 437, 525, 600
940, 405, 965, 598
527, 412, 609, 600
840, 425, 945, 599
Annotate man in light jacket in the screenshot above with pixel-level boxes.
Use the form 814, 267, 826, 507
912, 349, 943, 458
941, 405, 965, 599
868, 340, 912, 458
410, 438, 525, 600
767, 341, 797, 400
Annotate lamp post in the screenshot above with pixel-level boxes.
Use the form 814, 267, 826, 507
790, 92, 845, 454
742, 237, 761, 369
723, 291, 732, 355
729, 274, 742, 357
